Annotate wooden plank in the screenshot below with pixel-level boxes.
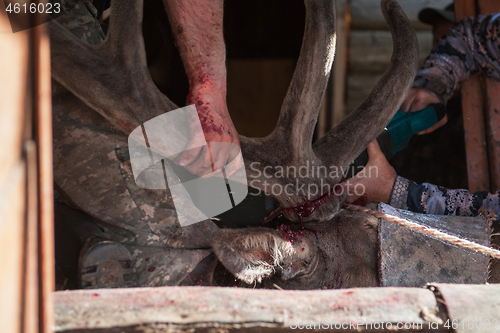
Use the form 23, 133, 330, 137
476, 0, 500, 286
454, 0, 490, 192
0, 0, 28, 189
477, 0, 500, 191
0, 2, 30, 332
23, 141, 39, 333
54, 286, 439, 332
0, 163, 26, 333
454, 0, 476, 21
461, 76, 490, 192
476, 0, 500, 14
32, 21, 55, 333
431, 284, 500, 333
331, 0, 350, 128
484, 81, 500, 191
317, 0, 350, 138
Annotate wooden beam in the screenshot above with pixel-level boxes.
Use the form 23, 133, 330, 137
0, 2, 30, 332
455, 0, 490, 192
461, 76, 489, 192
475, 0, 500, 285
54, 286, 441, 332
32, 20, 55, 333
484, 81, 500, 191
23, 141, 39, 333
454, 0, 476, 20
331, 0, 350, 129
476, 0, 500, 191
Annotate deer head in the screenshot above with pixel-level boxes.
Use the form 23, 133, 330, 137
211, 209, 381, 289
49, 0, 418, 288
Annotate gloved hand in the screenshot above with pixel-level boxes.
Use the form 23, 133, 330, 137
346, 89, 446, 177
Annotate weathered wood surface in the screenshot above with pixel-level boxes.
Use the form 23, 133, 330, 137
346, 31, 432, 114
54, 286, 440, 332
33, 20, 55, 333
432, 283, 500, 333
460, 76, 490, 192
379, 204, 489, 287
477, 0, 500, 192
351, 0, 450, 30
0, 3, 31, 333
454, 0, 500, 192
54, 284, 500, 332
455, 0, 500, 283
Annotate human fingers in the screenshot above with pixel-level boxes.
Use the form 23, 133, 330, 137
400, 88, 419, 112
417, 114, 448, 135
182, 145, 214, 177
222, 144, 244, 178
211, 142, 232, 173
409, 88, 442, 112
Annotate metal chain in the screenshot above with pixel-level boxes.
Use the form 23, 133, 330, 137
345, 204, 500, 260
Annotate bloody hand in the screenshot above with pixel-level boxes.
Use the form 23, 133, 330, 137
174, 85, 241, 177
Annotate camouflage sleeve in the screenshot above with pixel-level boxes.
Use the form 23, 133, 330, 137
54, 0, 105, 45
413, 13, 500, 104
389, 176, 500, 220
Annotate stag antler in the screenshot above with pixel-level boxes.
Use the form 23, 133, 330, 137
50, 0, 418, 223
240, 0, 417, 221
49, 0, 178, 134
313, 0, 418, 171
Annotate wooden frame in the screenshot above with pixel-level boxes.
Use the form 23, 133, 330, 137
0, 4, 54, 333
455, 0, 500, 192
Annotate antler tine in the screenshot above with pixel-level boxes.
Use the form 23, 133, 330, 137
105, 0, 146, 66
269, 0, 336, 160
50, 0, 178, 134
313, 0, 418, 173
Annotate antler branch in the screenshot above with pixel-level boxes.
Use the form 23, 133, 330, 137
49, 0, 178, 134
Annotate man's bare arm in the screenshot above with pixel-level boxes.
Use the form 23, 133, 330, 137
163, 0, 240, 177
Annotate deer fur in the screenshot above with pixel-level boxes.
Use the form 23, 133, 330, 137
211, 209, 380, 289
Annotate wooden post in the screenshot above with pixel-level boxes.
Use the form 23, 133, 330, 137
476, 0, 500, 192
0, 3, 54, 332
475, 0, 500, 285
33, 21, 55, 333
454, 0, 490, 193
455, 0, 500, 283
0, 3, 32, 333
455, 0, 500, 192
331, 0, 351, 129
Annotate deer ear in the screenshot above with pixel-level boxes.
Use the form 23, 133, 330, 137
210, 228, 296, 284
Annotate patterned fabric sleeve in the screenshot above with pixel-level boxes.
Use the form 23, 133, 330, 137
413, 13, 500, 104
389, 176, 500, 221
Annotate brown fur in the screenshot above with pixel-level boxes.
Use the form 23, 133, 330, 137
211, 209, 379, 289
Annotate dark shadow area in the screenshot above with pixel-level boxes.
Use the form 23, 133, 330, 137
391, 95, 468, 190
